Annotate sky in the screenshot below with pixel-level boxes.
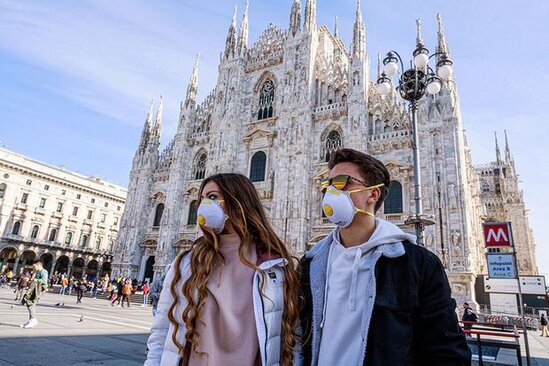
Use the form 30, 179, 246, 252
0, 0, 548, 275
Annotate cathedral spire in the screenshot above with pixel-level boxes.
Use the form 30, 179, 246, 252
377, 53, 382, 79
289, 0, 301, 37
185, 54, 200, 108
224, 6, 238, 60
436, 13, 450, 57
304, 0, 316, 33
237, 0, 249, 56
151, 96, 163, 145
139, 100, 154, 151
334, 16, 339, 38
351, 0, 365, 61
495, 131, 502, 166
504, 130, 514, 164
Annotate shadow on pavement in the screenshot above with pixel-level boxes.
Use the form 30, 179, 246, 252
0, 333, 148, 366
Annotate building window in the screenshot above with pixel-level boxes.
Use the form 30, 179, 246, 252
56, 202, 63, 212
12, 221, 21, 235
91, 198, 95, 204
76, 194, 81, 199
100, 213, 106, 223
72, 207, 79, 216
257, 79, 275, 120
384, 180, 403, 214
44, 185, 49, 191
95, 237, 102, 250
21, 193, 28, 204
87, 210, 93, 220
61, 190, 66, 195
322, 130, 342, 162
80, 234, 88, 247
48, 228, 57, 242
26, 179, 32, 186
113, 217, 119, 226
194, 153, 207, 180
0, 183, 6, 199
104, 202, 108, 208
250, 151, 267, 182
31, 225, 39, 239
39, 198, 46, 208
153, 203, 164, 227
65, 231, 73, 245
109, 240, 114, 252
187, 200, 198, 225
117, 205, 121, 211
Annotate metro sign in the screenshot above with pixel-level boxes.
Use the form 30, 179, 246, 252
483, 222, 514, 247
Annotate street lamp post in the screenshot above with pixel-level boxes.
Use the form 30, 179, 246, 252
377, 18, 454, 246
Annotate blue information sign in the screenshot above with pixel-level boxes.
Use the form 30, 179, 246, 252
486, 253, 517, 279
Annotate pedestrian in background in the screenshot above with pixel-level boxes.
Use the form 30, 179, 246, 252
21, 260, 48, 329
121, 280, 132, 308
59, 275, 69, 295
68, 277, 75, 296
149, 272, 166, 317
141, 281, 150, 308
15, 271, 30, 301
541, 314, 548, 337
76, 278, 86, 303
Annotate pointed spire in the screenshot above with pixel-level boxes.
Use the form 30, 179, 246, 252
377, 53, 382, 79
224, 6, 238, 60
237, 0, 249, 56
152, 96, 163, 144
351, 0, 365, 60
436, 13, 449, 56
139, 100, 154, 151
416, 18, 424, 46
185, 54, 200, 108
304, 0, 316, 33
504, 130, 514, 164
334, 16, 339, 38
289, 0, 301, 36
495, 131, 502, 166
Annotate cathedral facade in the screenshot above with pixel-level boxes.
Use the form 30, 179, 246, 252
112, 0, 538, 305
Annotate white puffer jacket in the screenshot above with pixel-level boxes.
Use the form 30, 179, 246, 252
144, 252, 287, 366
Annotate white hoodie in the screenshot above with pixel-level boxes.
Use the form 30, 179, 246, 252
317, 219, 416, 366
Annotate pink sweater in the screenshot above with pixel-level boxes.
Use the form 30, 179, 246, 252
188, 233, 260, 366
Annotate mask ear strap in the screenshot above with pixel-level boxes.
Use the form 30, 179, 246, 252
348, 183, 385, 194
355, 208, 375, 217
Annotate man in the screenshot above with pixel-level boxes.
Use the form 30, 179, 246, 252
21, 260, 48, 329
59, 275, 69, 296
299, 149, 471, 365
462, 302, 479, 336
15, 271, 30, 301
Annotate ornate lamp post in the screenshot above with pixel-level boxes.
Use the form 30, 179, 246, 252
377, 18, 454, 246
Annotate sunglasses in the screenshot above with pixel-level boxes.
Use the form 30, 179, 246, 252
320, 174, 368, 193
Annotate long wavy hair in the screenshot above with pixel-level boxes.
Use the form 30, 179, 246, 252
167, 173, 299, 365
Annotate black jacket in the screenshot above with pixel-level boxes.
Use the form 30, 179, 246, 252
299, 241, 471, 365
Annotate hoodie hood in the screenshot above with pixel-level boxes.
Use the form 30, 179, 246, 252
306, 218, 416, 259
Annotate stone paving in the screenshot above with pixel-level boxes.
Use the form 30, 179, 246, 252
1, 286, 549, 365
0, 287, 151, 365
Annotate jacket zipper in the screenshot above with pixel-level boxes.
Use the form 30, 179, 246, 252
257, 273, 269, 366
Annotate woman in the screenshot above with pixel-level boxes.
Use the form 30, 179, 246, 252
142, 281, 150, 308
145, 173, 299, 366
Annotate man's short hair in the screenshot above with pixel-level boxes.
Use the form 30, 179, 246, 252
464, 302, 469, 307
31, 259, 42, 265
328, 148, 391, 213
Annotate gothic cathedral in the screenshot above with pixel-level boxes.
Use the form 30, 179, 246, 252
112, 0, 538, 305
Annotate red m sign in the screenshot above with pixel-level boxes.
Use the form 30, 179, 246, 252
483, 222, 513, 247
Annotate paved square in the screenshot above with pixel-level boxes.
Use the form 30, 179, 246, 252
0, 287, 151, 365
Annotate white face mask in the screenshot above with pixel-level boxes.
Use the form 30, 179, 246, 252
197, 198, 228, 234
321, 183, 384, 228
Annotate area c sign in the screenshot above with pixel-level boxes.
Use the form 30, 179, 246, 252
483, 222, 513, 247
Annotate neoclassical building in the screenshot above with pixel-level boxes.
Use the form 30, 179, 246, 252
0, 147, 127, 279
112, 0, 538, 303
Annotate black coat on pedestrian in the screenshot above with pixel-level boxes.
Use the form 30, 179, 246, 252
299, 241, 472, 366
